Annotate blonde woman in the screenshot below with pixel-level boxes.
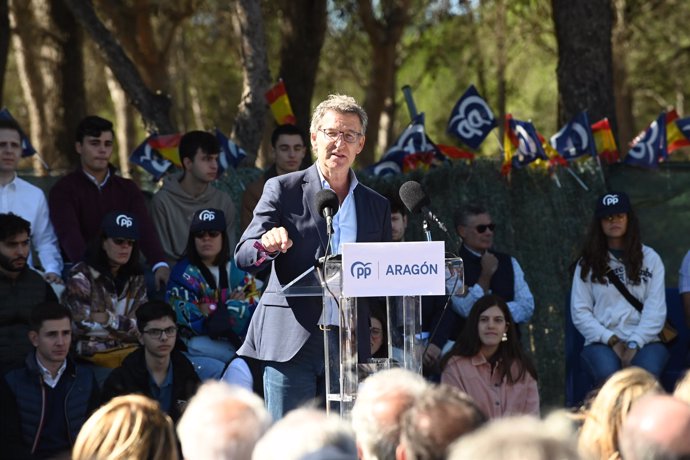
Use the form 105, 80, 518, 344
72, 394, 178, 460
577, 367, 661, 460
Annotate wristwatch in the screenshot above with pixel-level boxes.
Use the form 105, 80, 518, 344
627, 341, 639, 350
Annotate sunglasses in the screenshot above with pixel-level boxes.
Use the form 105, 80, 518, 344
194, 230, 221, 239
475, 223, 496, 234
111, 238, 135, 246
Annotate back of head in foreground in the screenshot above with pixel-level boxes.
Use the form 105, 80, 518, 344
177, 381, 271, 460
447, 415, 582, 460
619, 394, 690, 460
577, 367, 661, 460
398, 384, 487, 460
252, 407, 357, 460
71, 394, 177, 460
351, 368, 429, 460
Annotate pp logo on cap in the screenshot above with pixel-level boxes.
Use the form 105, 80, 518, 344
602, 194, 620, 206
199, 210, 216, 221
116, 214, 133, 227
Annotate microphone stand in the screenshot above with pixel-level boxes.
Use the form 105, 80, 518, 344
422, 218, 433, 242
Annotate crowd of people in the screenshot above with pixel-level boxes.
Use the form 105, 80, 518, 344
0, 93, 689, 459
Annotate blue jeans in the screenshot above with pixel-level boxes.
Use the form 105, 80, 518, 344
263, 330, 333, 420
581, 342, 669, 385
184, 336, 236, 380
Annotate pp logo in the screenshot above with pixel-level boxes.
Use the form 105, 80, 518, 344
116, 214, 133, 228
602, 194, 619, 206
351, 261, 372, 279
199, 210, 216, 221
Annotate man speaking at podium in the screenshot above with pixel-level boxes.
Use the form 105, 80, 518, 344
235, 94, 392, 419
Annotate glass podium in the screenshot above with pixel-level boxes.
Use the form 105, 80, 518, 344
274, 255, 463, 418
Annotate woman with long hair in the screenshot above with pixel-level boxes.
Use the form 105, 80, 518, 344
577, 367, 661, 460
167, 208, 261, 379
63, 211, 146, 369
571, 192, 668, 385
441, 294, 539, 418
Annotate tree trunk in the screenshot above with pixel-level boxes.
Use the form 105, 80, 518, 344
105, 67, 137, 179
0, 0, 9, 106
552, 0, 617, 131
63, 0, 175, 134
9, 0, 85, 173
277, 0, 327, 168
231, 0, 271, 158
495, 0, 507, 145
357, 0, 411, 166
611, 0, 635, 149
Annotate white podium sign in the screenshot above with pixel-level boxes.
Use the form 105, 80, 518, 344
341, 241, 445, 297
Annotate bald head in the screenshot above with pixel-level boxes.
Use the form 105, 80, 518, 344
620, 394, 690, 460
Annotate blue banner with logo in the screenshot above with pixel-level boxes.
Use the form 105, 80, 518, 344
446, 84, 497, 150
215, 129, 247, 175
624, 112, 667, 168
549, 111, 596, 160
129, 135, 172, 180
509, 118, 547, 168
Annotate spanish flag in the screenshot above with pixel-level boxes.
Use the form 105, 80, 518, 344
591, 118, 619, 164
148, 133, 183, 166
265, 80, 297, 125
666, 109, 690, 153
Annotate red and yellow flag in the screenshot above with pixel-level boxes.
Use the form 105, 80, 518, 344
666, 109, 690, 153
265, 80, 297, 125
591, 118, 619, 164
149, 133, 183, 166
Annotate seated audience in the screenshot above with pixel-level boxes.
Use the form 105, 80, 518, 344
351, 368, 429, 460
396, 384, 486, 460
620, 394, 690, 460
441, 294, 539, 418
48, 115, 169, 289
0, 118, 63, 283
253, 407, 357, 460
0, 213, 58, 371
62, 212, 147, 375
72, 394, 178, 460
571, 192, 668, 385
577, 367, 661, 460
0, 302, 99, 459
101, 300, 200, 423
177, 381, 271, 460
447, 416, 581, 460
167, 208, 261, 379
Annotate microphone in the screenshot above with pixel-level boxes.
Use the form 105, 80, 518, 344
399, 181, 449, 234
315, 189, 339, 235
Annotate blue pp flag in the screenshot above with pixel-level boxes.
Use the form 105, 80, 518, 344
447, 84, 497, 150
549, 111, 596, 160
368, 113, 445, 177
509, 118, 547, 168
215, 129, 246, 175
624, 112, 667, 168
129, 136, 172, 180
0, 108, 37, 157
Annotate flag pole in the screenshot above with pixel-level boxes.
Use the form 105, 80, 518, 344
401, 85, 418, 121
564, 167, 589, 191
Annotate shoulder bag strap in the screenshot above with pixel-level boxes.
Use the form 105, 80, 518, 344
606, 267, 643, 312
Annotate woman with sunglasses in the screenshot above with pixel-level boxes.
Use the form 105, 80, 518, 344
571, 192, 668, 386
63, 211, 147, 371
441, 294, 539, 418
167, 208, 261, 379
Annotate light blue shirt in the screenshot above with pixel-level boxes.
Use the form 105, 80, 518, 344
317, 165, 358, 325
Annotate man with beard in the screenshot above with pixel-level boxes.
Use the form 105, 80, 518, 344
0, 213, 57, 371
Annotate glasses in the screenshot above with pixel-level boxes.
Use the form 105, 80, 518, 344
319, 129, 362, 144
111, 238, 135, 247
194, 230, 221, 239
143, 326, 178, 339
475, 223, 496, 234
